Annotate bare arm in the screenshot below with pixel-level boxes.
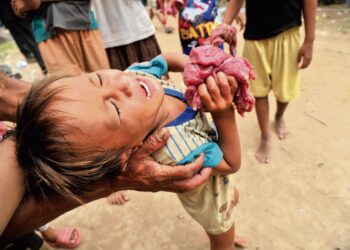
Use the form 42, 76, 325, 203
11, 0, 68, 17
303, 0, 317, 45
198, 73, 241, 175
1, 181, 110, 242
0, 73, 30, 122
0, 139, 25, 236
1, 129, 209, 242
222, 0, 244, 25
297, 0, 317, 69
162, 52, 189, 73
211, 109, 240, 175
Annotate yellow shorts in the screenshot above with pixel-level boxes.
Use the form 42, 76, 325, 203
177, 175, 238, 235
243, 27, 301, 102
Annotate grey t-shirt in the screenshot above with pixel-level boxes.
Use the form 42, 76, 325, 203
48, 0, 91, 30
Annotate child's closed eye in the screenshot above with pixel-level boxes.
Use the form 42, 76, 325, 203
97, 73, 103, 86
110, 100, 121, 116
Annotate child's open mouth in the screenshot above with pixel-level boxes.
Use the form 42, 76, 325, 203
138, 80, 150, 98
136, 77, 154, 99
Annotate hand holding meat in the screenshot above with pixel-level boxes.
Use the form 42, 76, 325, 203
198, 72, 237, 115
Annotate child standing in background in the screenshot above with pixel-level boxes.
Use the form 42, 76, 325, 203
222, 0, 316, 163
177, 0, 222, 55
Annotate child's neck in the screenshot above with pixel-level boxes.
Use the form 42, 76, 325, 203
156, 95, 187, 129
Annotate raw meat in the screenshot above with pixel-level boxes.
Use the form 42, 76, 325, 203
183, 45, 255, 116
200, 24, 238, 56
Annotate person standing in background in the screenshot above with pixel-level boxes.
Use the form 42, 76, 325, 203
222, 0, 316, 163
0, 0, 46, 73
11, 0, 110, 74
92, 0, 162, 71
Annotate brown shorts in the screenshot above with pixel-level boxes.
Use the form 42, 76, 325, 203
106, 35, 162, 70
38, 29, 110, 74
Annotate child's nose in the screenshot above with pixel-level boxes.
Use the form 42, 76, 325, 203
118, 80, 133, 97
107, 76, 133, 98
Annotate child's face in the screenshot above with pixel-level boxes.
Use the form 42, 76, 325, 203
50, 69, 167, 153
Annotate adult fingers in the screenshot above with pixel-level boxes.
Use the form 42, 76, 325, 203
113, 155, 207, 193
172, 167, 212, 193
159, 153, 205, 181
133, 128, 170, 159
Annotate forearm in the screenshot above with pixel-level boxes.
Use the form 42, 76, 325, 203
1, 181, 111, 242
223, 0, 244, 25
302, 0, 317, 44
211, 108, 241, 174
162, 52, 189, 72
0, 73, 30, 122
0, 139, 25, 236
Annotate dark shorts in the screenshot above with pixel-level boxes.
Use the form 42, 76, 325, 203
106, 35, 162, 71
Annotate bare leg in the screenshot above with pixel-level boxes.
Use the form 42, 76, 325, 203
274, 100, 289, 140
207, 225, 246, 250
107, 191, 130, 205
254, 96, 271, 164
207, 189, 246, 249
207, 225, 235, 250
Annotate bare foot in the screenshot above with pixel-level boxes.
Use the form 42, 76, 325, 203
235, 234, 247, 248
274, 118, 289, 140
107, 191, 129, 206
41, 227, 80, 246
11, 0, 40, 17
255, 137, 270, 164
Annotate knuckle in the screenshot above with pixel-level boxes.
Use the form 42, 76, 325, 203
145, 136, 157, 150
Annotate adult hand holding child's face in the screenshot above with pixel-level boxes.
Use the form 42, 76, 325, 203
114, 128, 211, 193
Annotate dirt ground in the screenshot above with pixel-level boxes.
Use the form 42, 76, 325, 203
1, 5, 350, 250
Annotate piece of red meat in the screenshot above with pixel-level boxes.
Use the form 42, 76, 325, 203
183, 45, 255, 116
200, 24, 238, 56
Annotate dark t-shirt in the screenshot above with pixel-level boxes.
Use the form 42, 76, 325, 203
244, 0, 303, 40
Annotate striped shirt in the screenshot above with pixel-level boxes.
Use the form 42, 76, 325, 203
127, 56, 223, 167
